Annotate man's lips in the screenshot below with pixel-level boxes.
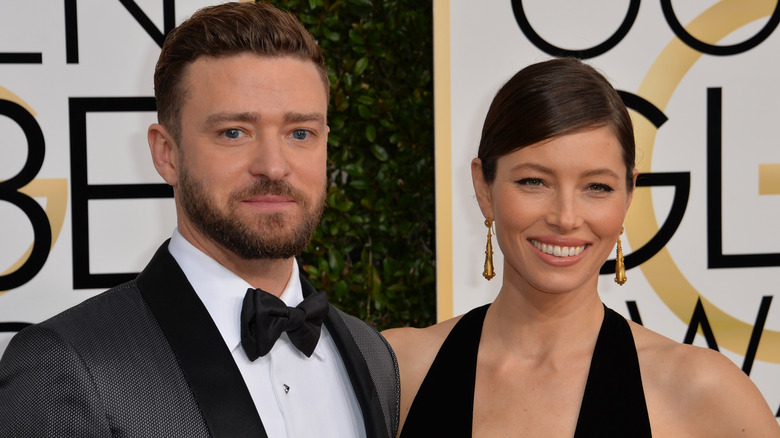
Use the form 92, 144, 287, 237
241, 195, 295, 209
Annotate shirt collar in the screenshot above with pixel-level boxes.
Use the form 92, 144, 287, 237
167, 229, 317, 357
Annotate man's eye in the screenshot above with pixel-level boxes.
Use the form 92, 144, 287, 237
223, 128, 243, 139
291, 129, 310, 140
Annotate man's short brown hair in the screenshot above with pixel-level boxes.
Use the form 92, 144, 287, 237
154, 1, 329, 142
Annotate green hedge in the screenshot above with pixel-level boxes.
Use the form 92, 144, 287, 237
270, 0, 436, 329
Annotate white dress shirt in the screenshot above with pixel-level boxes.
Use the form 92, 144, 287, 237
168, 229, 366, 438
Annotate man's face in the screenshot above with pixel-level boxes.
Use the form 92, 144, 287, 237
173, 54, 328, 259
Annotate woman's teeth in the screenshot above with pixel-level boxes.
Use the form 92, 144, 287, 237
531, 240, 585, 257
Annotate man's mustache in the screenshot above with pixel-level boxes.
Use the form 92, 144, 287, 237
231, 178, 308, 206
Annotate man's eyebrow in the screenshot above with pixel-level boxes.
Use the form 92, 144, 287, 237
202, 111, 326, 128
203, 112, 259, 128
284, 112, 326, 124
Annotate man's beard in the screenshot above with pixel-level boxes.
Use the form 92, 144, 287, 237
178, 166, 325, 260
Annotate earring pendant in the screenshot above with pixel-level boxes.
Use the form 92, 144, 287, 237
483, 219, 496, 281
615, 226, 627, 285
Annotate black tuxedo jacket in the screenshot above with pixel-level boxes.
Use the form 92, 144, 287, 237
0, 243, 399, 437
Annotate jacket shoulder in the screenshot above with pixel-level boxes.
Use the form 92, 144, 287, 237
331, 307, 400, 438
0, 280, 210, 437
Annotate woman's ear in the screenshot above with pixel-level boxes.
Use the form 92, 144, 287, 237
627, 168, 639, 209
471, 158, 494, 220
148, 123, 179, 187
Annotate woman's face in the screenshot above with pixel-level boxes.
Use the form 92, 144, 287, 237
472, 126, 636, 296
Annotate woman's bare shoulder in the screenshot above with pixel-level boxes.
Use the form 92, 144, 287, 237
382, 315, 462, 374
382, 316, 460, 347
382, 316, 464, 432
629, 322, 780, 436
630, 321, 745, 386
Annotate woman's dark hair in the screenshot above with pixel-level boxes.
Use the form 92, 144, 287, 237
477, 58, 636, 191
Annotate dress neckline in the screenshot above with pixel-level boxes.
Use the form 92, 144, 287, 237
400, 303, 652, 437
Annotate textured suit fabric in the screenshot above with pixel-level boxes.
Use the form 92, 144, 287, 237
0, 243, 399, 438
0, 282, 211, 437
330, 307, 400, 438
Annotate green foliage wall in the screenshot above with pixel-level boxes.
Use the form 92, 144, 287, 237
269, 0, 436, 329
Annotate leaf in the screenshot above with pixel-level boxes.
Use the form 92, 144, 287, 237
348, 30, 365, 45
354, 57, 369, 76
365, 124, 376, 142
304, 265, 321, 277
386, 283, 407, 293
343, 163, 363, 176
333, 281, 349, 298
358, 104, 371, 119
349, 179, 369, 190
371, 144, 389, 161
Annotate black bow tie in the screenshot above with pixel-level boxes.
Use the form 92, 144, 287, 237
240, 287, 329, 361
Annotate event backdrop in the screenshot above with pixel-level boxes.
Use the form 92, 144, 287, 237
435, 0, 780, 417
0, 0, 217, 349
2, 0, 780, 418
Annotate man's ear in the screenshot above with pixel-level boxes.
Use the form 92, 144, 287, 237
148, 123, 179, 187
471, 158, 494, 220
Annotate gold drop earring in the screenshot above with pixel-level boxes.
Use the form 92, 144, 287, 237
614, 226, 627, 285
483, 219, 496, 281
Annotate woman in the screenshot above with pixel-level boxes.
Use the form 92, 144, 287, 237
382, 58, 779, 437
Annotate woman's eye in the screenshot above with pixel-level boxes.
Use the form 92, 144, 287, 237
291, 129, 310, 140
517, 178, 543, 187
588, 183, 614, 192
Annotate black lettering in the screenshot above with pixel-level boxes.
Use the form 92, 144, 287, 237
683, 298, 719, 351
118, 0, 176, 47
66, 0, 176, 64
0, 53, 42, 64
707, 88, 780, 268
626, 300, 643, 325
0, 0, 48, 64
600, 171, 690, 275
0, 322, 32, 332
511, 0, 639, 59
600, 92, 690, 275
741, 296, 773, 376
618, 91, 668, 128
69, 97, 172, 289
661, 0, 780, 56
0, 99, 51, 290
630, 298, 776, 376
65, 0, 78, 63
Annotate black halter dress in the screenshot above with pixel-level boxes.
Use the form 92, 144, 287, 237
400, 304, 652, 437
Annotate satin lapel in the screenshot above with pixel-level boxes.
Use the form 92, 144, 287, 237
300, 275, 388, 438
137, 242, 267, 438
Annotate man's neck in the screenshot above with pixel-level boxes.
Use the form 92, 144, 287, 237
177, 226, 295, 297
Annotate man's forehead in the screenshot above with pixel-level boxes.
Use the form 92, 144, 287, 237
181, 53, 329, 100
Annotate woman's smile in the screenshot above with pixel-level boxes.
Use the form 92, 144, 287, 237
530, 239, 587, 257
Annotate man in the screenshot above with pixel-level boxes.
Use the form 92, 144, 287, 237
0, 2, 399, 437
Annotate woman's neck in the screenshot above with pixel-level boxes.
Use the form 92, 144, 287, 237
482, 282, 605, 365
